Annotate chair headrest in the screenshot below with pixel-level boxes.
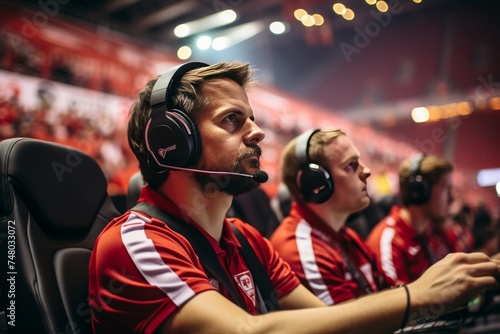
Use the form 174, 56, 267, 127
126, 171, 144, 209
0, 138, 108, 234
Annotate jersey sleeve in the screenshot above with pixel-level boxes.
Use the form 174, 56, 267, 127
90, 212, 216, 333
271, 221, 358, 304
307, 244, 359, 304
367, 224, 410, 285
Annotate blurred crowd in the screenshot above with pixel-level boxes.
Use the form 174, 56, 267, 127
0, 32, 140, 96
0, 94, 138, 195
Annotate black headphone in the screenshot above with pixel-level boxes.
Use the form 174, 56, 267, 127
404, 153, 431, 205
295, 129, 334, 204
145, 61, 209, 170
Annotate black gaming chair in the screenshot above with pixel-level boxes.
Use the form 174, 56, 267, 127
0, 138, 120, 334
126, 171, 144, 209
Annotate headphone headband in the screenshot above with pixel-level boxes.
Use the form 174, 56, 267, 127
408, 153, 426, 177
295, 129, 319, 167
150, 62, 209, 110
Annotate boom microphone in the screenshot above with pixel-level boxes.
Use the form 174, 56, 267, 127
252, 170, 269, 183
161, 165, 269, 183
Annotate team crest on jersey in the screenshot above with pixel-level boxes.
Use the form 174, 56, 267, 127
209, 278, 219, 291
408, 245, 420, 255
234, 271, 255, 305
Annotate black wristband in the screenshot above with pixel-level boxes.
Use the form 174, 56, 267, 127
400, 284, 411, 330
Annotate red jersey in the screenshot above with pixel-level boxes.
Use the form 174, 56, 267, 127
89, 186, 300, 334
425, 222, 458, 260
366, 205, 434, 284
445, 222, 474, 253
270, 203, 390, 305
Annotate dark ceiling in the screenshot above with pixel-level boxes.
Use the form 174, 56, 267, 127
8, 0, 495, 110
4, 0, 500, 129
22, 0, 457, 44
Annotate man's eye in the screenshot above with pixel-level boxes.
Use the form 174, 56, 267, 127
225, 114, 237, 123
347, 162, 359, 171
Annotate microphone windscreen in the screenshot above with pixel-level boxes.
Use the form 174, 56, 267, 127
253, 170, 269, 183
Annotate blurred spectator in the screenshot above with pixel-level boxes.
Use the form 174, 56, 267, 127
0, 34, 9, 70
473, 227, 499, 256
446, 202, 475, 253
366, 154, 455, 284
473, 201, 493, 234
49, 51, 74, 84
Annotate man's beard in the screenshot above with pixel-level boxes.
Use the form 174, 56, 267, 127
194, 145, 262, 196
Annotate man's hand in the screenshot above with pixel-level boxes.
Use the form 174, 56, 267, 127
408, 252, 500, 321
490, 252, 500, 261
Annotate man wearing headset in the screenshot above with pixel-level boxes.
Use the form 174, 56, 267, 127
366, 154, 456, 285
270, 129, 393, 304
89, 61, 500, 334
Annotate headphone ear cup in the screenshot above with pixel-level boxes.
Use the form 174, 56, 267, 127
406, 174, 430, 205
146, 108, 201, 168
297, 164, 334, 204
404, 154, 430, 205
146, 62, 208, 171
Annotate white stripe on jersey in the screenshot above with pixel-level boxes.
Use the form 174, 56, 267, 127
380, 227, 398, 282
121, 213, 195, 307
296, 219, 334, 305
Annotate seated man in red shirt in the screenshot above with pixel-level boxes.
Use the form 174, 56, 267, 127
271, 129, 392, 304
89, 61, 500, 334
366, 154, 455, 284
447, 202, 474, 253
